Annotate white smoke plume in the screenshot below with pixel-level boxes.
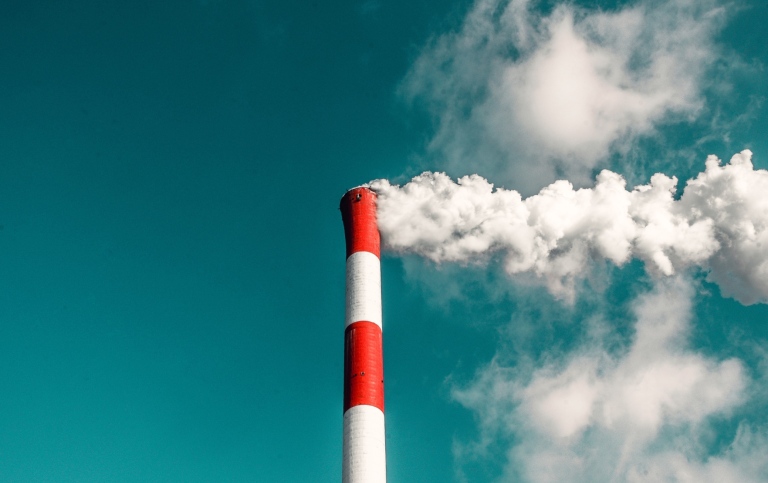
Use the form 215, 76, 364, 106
370, 150, 768, 305
403, 0, 730, 191
384, 0, 766, 480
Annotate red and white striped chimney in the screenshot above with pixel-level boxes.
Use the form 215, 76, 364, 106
340, 187, 386, 483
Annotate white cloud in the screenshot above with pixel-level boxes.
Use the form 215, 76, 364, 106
451, 278, 764, 482
402, 0, 728, 191
519, 357, 601, 439
370, 150, 768, 305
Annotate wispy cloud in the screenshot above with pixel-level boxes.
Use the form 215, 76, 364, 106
451, 278, 767, 482
402, 0, 730, 192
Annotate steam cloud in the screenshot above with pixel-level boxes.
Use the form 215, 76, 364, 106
370, 150, 768, 305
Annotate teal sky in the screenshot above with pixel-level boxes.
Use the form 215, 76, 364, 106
1, 1, 767, 482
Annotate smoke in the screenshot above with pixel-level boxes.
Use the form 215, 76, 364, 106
376, 0, 767, 480
370, 150, 768, 305
402, 0, 729, 191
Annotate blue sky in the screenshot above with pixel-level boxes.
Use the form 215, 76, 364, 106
1, 0, 767, 481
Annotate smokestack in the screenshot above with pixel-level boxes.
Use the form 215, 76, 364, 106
340, 187, 386, 483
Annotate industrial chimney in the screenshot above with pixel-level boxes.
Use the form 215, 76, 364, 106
340, 187, 386, 483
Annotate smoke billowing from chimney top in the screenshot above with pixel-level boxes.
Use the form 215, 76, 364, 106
370, 150, 768, 305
